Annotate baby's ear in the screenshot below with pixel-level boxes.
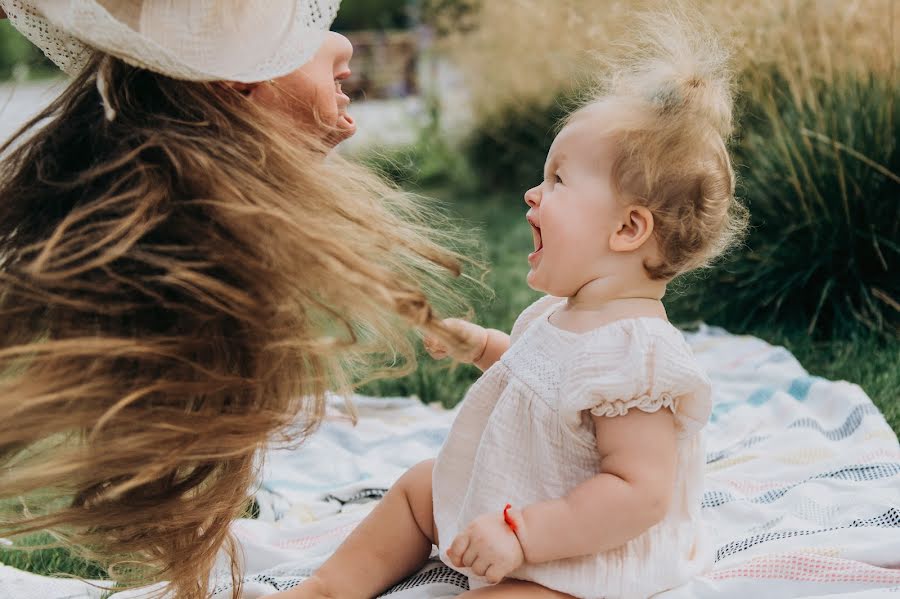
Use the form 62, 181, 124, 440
609, 205, 654, 252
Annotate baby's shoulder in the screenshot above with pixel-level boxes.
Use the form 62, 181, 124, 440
563, 319, 712, 437
509, 295, 565, 343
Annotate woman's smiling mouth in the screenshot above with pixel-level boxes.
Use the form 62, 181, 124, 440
334, 71, 354, 128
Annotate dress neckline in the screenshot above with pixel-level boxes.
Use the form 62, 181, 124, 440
540, 302, 672, 338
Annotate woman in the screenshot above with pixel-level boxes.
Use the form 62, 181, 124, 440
0, 2, 473, 598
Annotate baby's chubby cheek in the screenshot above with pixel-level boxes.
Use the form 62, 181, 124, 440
525, 269, 544, 292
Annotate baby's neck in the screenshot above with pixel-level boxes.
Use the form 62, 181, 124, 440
561, 274, 668, 324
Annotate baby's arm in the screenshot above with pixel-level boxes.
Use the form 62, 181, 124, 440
512, 408, 678, 562
423, 319, 510, 372
472, 328, 510, 371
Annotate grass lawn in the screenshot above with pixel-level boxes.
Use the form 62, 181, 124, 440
3, 189, 897, 581
0, 531, 107, 580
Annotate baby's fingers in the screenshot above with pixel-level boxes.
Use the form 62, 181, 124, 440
422, 336, 448, 359
447, 533, 470, 568
461, 541, 479, 568
471, 555, 491, 577
484, 564, 504, 585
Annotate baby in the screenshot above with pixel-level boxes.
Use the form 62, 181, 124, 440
284, 12, 746, 599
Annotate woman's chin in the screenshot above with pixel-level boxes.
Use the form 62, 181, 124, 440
323, 114, 356, 148
337, 113, 356, 137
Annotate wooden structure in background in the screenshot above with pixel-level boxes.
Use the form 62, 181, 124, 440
342, 30, 419, 99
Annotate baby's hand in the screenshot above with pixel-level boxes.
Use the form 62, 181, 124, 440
446, 510, 524, 584
423, 318, 488, 364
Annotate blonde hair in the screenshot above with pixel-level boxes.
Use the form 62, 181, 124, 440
570, 9, 749, 280
0, 54, 474, 598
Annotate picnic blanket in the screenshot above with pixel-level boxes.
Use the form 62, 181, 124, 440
2, 324, 899, 598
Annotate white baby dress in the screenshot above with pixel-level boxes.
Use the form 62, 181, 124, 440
432, 295, 714, 599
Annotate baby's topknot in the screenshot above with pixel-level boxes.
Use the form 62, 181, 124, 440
575, 7, 747, 280
608, 7, 734, 140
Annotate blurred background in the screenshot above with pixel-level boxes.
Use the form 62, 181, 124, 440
0, 0, 897, 580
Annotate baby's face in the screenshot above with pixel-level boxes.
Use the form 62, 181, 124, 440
524, 114, 621, 296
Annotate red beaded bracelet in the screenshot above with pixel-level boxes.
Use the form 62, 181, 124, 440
503, 503, 518, 533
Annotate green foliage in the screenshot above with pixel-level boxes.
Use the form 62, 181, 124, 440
676, 72, 899, 338
332, 0, 412, 31
0, 532, 107, 581
0, 21, 57, 80
419, 0, 480, 36
460, 71, 899, 339
363, 139, 469, 190
361, 107, 474, 190
462, 93, 578, 190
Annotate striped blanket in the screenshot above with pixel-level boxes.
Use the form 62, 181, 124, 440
2, 325, 899, 598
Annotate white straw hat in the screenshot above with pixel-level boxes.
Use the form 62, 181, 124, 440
0, 0, 341, 82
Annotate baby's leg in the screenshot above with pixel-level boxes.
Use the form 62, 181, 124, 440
462, 580, 575, 598
274, 459, 437, 599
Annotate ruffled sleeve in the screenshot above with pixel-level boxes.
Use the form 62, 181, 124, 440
509, 295, 564, 345
561, 319, 712, 439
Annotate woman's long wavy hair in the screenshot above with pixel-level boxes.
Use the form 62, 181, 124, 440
0, 54, 474, 597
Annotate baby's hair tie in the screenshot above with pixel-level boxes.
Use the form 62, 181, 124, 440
503, 503, 518, 533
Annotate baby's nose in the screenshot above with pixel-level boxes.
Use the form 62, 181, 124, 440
524, 185, 541, 207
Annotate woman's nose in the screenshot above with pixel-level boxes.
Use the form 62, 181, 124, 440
330, 31, 354, 68
524, 185, 541, 208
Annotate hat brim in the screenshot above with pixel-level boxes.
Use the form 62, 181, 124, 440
3, 0, 340, 81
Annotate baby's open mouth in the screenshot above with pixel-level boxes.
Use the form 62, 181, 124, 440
529, 220, 542, 252
527, 219, 543, 266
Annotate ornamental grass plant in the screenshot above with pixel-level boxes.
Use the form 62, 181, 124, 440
439, 0, 899, 338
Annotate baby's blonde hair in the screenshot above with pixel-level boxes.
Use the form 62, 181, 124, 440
571, 9, 748, 280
